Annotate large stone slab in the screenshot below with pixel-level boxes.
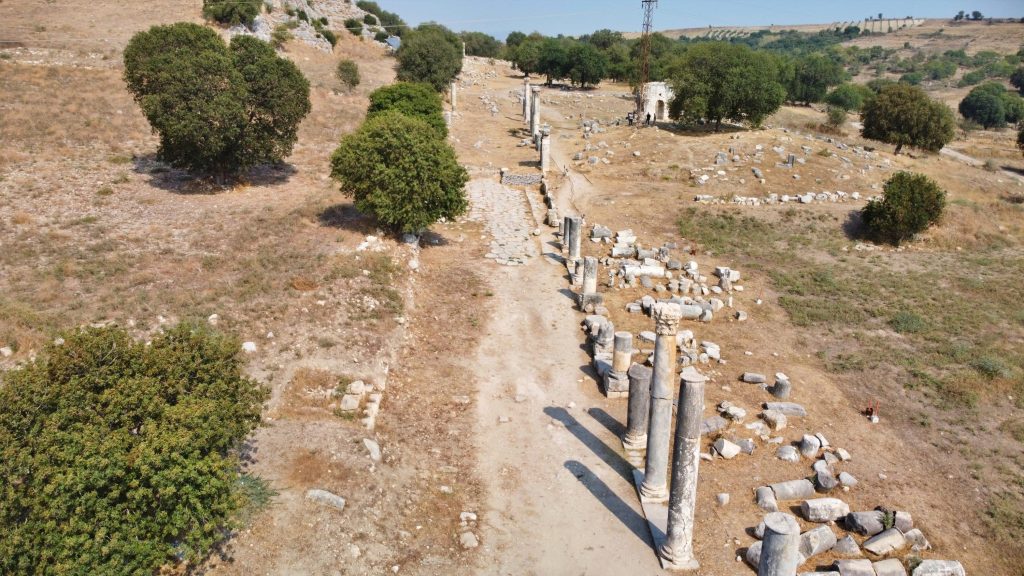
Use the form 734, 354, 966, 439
863, 528, 907, 555
873, 559, 907, 576
911, 560, 965, 576
763, 402, 808, 416
835, 559, 877, 576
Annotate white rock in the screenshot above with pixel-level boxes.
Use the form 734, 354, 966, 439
241, 342, 257, 353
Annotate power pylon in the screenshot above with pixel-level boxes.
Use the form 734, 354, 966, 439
636, 0, 658, 118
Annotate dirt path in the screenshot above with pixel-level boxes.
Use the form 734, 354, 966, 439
940, 146, 1024, 184
466, 178, 663, 575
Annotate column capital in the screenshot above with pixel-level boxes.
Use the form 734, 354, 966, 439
652, 303, 682, 336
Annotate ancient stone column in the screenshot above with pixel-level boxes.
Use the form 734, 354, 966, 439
758, 512, 801, 576
659, 366, 707, 570
530, 87, 541, 137
601, 331, 632, 397
567, 216, 582, 262
640, 303, 682, 501
582, 256, 598, 295
450, 82, 458, 111
623, 363, 652, 450
540, 134, 551, 174
523, 78, 532, 123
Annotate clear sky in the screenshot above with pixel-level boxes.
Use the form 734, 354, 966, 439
382, 0, 1023, 39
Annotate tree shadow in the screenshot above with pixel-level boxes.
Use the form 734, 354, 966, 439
318, 203, 376, 235
563, 459, 657, 549
544, 406, 633, 485
842, 209, 866, 241
131, 154, 299, 194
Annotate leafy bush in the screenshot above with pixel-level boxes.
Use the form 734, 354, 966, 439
337, 58, 361, 90
861, 172, 947, 245
861, 83, 956, 154
203, 0, 262, 26
124, 24, 311, 181
1012, 67, 1024, 95
374, 30, 389, 42
367, 82, 446, 136
396, 24, 464, 92
0, 324, 268, 574
824, 83, 874, 111
330, 110, 468, 233
890, 311, 928, 333
960, 83, 1009, 128
958, 70, 986, 87
825, 105, 847, 128
364, 13, 377, 25
899, 71, 925, 85
344, 18, 363, 36
356, 1, 407, 36
271, 23, 293, 48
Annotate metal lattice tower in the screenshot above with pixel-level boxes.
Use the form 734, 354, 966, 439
636, 0, 658, 116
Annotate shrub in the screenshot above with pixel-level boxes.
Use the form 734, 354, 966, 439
824, 83, 874, 111
203, 0, 262, 26
861, 83, 956, 154
364, 13, 377, 25
356, 1, 407, 36
0, 325, 268, 574
899, 71, 925, 85
320, 29, 338, 47
344, 18, 363, 36
890, 311, 928, 333
960, 83, 1009, 128
1012, 67, 1024, 95
367, 82, 446, 136
271, 24, 293, 48
396, 23, 464, 92
374, 30, 389, 42
861, 172, 947, 245
1019, 124, 1024, 157
330, 110, 468, 233
958, 70, 986, 87
825, 105, 847, 128
124, 24, 311, 181
337, 58, 361, 90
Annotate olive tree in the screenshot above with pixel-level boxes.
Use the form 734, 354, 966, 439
861, 83, 955, 154
367, 82, 447, 137
861, 172, 946, 245
396, 23, 463, 92
124, 23, 311, 181
330, 110, 468, 233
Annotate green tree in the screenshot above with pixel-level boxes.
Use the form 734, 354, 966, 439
826, 105, 847, 128
460, 31, 502, 58
959, 82, 1008, 128
1011, 67, 1024, 95
824, 83, 874, 111
506, 31, 527, 48
367, 82, 447, 137
396, 23, 463, 92
667, 42, 787, 131
861, 83, 955, 154
861, 172, 947, 245
124, 24, 311, 181
511, 35, 544, 76
356, 1, 407, 36
788, 53, 845, 104
566, 42, 608, 88
584, 29, 624, 51
203, 0, 262, 26
337, 58, 361, 91
0, 324, 268, 574
330, 110, 468, 233
537, 37, 571, 84
344, 18, 363, 36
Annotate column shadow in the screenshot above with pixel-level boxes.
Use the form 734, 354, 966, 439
564, 460, 660, 549
544, 406, 632, 485
587, 407, 626, 438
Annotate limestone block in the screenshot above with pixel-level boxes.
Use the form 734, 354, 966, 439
862, 528, 907, 555
801, 498, 850, 523
701, 415, 729, 435
777, 445, 800, 462
845, 511, 885, 537
762, 409, 788, 431
763, 402, 807, 416
833, 535, 861, 556
756, 486, 779, 512
744, 540, 762, 568
911, 560, 965, 576
742, 372, 767, 384
340, 394, 361, 411
306, 489, 346, 511
839, 472, 858, 487
894, 511, 913, 532
770, 479, 816, 501
903, 528, 930, 551
835, 559, 876, 576
800, 434, 822, 458
873, 559, 907, 576
713, 438, 741, 459
799, 525, 838, 560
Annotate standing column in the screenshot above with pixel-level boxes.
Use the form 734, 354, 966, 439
582, 256, 598, 295
659, 367, 707, 571
758, 512, 801, 576
523, 78, 532, 123
540, 134, 551, 174
561, 216, 573, 253
640, 303, 682, 501
450, 82, 458, 111
530, 87, 541, 137
623, 363, 653, 450
601, 331, 632, 397
567, 216, 582, 262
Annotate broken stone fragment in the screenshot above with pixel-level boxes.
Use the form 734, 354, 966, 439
873, 559, 907, 576
761, 409, 788, 431
700, 415, 729, 436
799, 525, 837, 561
911, 560, 965, 576
755, 486, 779, 512
713, 438, 741, 459
832, 535, 861, 556
763, 402, 807, 417
777, 445, 800, 462
742, 372, 767, 384
835, 559, 876, 576
306, 489, 346, 511
903, 528, 930, 551
770, 478, 816, 501
844, 511, 885, 537
800, 434, 822, 458
838, 472, 858, 487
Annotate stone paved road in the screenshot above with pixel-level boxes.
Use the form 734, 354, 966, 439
466, 178, 539, 266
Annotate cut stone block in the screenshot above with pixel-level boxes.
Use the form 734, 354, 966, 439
835, 559, 877, 576
845, 511, 885, 536
863, 528, 907, 555
777, 445, 801, 462
833, 535, 861, 556
763, 402, 808, 417
756, 486, 779, 512
713, 438, 741, 459
742, 372, 767, 384
903, 528, 930, 551
894, 511, 913, 533
801, 498, 850, 523
799, 525, 837, 560
800, 434, 822, 458
873, 559, 907, 576
911, 560, 965, 576
762, 410, 788, 431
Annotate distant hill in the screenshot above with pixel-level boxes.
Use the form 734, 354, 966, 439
627, 17, 930, 41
